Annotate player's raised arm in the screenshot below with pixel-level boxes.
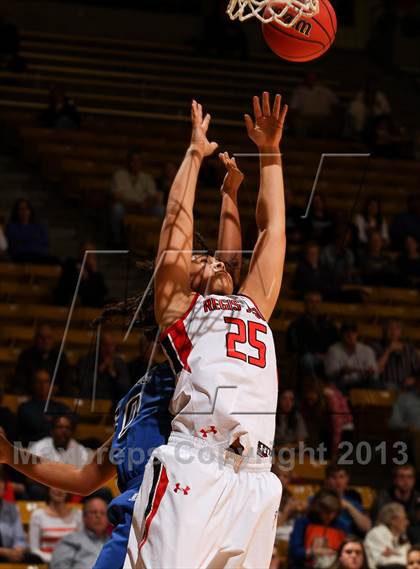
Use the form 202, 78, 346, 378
240, 92, 287, 321
154, 101, 218, 330
216, 152, 244, 288
0, 433, 116, 496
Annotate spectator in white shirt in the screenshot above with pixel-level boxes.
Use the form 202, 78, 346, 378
364, 503, 409, 569
110, 146, 164, 245
290, 72, 339, 138
29, 415, 91, 468
348, 77, 391, 140
325, 323, 378, 393
29, 487, 82, 563
353, 197, 389, 246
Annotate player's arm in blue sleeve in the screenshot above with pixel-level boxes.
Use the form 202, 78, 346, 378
0, 434, 116, 496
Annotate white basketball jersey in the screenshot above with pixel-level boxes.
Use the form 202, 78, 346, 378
160, 293, 278, 458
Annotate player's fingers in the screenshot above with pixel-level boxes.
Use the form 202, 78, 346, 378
253, 96, 262, 119
202, 113, 211, 132
244, 114, 254, 135
273, 94, 281, 119
279, 104, 288, 128
262, 91, 270, 116
209, 142, 219, 154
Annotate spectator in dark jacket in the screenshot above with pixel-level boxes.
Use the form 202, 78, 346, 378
5, 199, 51, 263
287, 291, 339, 376
16, 369, 70, 447
371, 464, 420, 526
55, 240, 107, 308
360, 231, 398, 287
14, 324, 71, 395
390, 195, 420, 251
41, 85, 80, 129
397, 235, 420, 288
373, 319, 420, 390
293, 243, 331, 299
303, 194, 335, 245
275, 388, 308, 447
289, 489, 347, 569
77, 332, 130, 406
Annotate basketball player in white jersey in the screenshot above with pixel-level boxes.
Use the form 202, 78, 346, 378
124, 92, 288, 569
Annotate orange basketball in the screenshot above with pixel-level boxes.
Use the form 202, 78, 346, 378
262, 0, 337, 62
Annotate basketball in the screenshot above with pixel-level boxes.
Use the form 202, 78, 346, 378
262, 0, 337, 62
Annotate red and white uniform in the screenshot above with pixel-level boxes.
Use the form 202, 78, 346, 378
162, 293, 278, 456
124, 294, 281, 569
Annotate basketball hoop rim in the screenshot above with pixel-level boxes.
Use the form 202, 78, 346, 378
226, 0, 320, 27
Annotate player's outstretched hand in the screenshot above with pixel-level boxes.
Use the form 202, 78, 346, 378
189, 100, 218, 159
219, 152, 244, 193
245, 92, 288, 149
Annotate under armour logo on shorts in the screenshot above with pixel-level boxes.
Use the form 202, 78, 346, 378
199, 426, 218, 438
174, 483, 191, 495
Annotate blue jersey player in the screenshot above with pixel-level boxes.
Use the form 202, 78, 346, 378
0, 151, 244, 567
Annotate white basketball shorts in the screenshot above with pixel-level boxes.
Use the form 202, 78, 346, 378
123, 433, 282, 569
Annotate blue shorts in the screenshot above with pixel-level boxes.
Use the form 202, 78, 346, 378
92, 488, 138, 569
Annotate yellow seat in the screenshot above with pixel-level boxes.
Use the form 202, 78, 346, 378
349, 486, 376, 511
349, 389, 396, 408
16, 500, 46, 525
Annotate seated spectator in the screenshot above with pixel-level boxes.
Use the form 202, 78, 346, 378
348, 77, 391, 142
321, 227, 359, 287
389, 382, 420, 468
303, 194, 335, 245
290, 73, 339, 138
289, 489, 347, 569
14, 323, 71, 395
364, 503, 409, 569
5, 198, 52, 263
273, 467, 307, 543
29, 487, 82, 563
360, 231, 399, 287
156, 161, 177, 205
373, 319, 420, 391
0, 12, 25, 71
390, 195, 420, 251
0, 470, 42, 564
371, 465, 420, 526
286, 291, 339, 377
325, 323, 379, 393
332, 536, 369, 569
16, 369, 70, 447
29, 415, 91, 467
41, 85, 80, 130
397, 235, 420, 288
275, 388, 308, 447
300, 376, 354, 459
324, 464, 372, 536
110, 147, 163, 245
407, 546, 420, 569
292, 242, 331, 299
55, 240, 108, 308
0, 391, 17, 442
285, 189, 305, 246
78, 331, 130, 405
353, 197, 389, 246
50, 496, 109, 569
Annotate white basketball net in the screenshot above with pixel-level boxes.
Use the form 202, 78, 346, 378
227, 0, 319, 27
